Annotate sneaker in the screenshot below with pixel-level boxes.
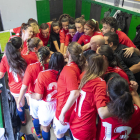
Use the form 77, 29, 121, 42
21, 114, 27, 126
31, 127, 42, 138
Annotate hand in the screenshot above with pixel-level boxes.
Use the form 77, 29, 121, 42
123, 47, 134, 58
59, 112, 66, 126
130, 81, 138, 91
17, 102, 23, 112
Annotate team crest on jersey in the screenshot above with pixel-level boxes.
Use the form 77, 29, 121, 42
85, 39, 89, 42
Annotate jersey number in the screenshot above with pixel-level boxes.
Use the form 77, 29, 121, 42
47, 82, 57, 101
78, 90, 86, 117
103, 122, 132, 140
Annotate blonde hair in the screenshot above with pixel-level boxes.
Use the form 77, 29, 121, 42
75, 15, 86, 26
30, 23, 40, 34
79, 54, 105, 89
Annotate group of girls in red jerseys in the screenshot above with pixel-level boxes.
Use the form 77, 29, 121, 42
0, 13, 140, 140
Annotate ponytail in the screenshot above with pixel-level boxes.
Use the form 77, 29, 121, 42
37, 47, 50, 70
107, 76, 134, 123
5, 37, 27, 79
68, 42, 86, 71
85, 19, 100, 32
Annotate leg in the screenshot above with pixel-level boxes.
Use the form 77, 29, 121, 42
42, 125, 51, 140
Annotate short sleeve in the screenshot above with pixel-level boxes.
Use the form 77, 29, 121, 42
65, 67, 79, 91
22, 65, 33, 86
72, 32, 79, 42
59, 30, 65, 43
77, 35, 84, 45
35, 72, 45, 95
0, 57, 7, 73
51, 34, 57, 42
13, 27, 21, 34
65, 34, 70, 46
94, 81, 109, 109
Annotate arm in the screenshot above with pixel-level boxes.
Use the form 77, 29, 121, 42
129, 62, 140, 74
30, 93, 43, 100
59, 90, 80, 125
130, 134, 140, 138
98, 106, 112, 119
0, 72, 5, 79
17, 84, 28, 111
82, 43, 90, 51
53, 41, 61, 52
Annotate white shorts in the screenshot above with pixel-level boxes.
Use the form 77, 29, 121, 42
29, 96, 40, 118
38, 100, 56, 126
11, 92, 29, 98
53, 116, 70, 136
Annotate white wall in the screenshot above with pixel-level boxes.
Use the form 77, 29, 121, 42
0, 0, 37, 30
95, 0, 140, 13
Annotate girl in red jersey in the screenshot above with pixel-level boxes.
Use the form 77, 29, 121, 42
78, 19, 102, 50
72, 15, 86, 42
96, 45, 130, 83
97, 73, 140, 140
53, 42, 86, 140
0, 37, 31, 125
34, 52, 65, 140
17, 47, 50, 138
64, 24, 77, 54
50, 20, 61, 52
36, 23, 51, 46
67, 54, 109, 140
59, 14, 75, 54
19, 23, 33, 54
24, 37, 43, 63
30, 23, 40, 37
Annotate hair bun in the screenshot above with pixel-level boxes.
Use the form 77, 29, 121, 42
81, 15, 85, 19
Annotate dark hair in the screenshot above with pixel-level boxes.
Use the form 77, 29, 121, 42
51, 20, 60, 34
104, 72, 120, 83
5, 37, 27, 79
79, 54, 105, 89
27, 18, 38, 25
59, 14, 75, 29
40, 23, 49, 30
75, 15, 86, 26
19, 23, 31, 37
101, 17, 118, 31
85, 19, 100, 32
68, 42, 86, 71
27, 37, 42, 54
49, 52, 65, 80
104, 32, 119, 46
37, 47, 50, 70
68, 24, 76, 30
98, 45, 122, 68
107, 76, 134, 123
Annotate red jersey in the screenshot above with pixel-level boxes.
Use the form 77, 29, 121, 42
65, 34, 73, 46
35, 69, 58, 102
59, 28, 69, 43
22, 62, 48, 94
70, 77, 109, 140
21, 41, 28, 55
55, 62, 81, 122
0, 55, 30, 93
36, 23, 51, 46
78, 31, 103, 45
116, 30, 136, 48
13, 27, 21, 35
97, 105, 140, 140
106, 66, 129, 83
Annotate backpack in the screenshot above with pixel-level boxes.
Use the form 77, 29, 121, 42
115, 12, 128, 33
133, 24, 140, 49
8, 93, 21, 132
15, 132, 35, 140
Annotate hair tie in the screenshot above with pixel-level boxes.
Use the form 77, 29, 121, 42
79, 53, 82, 56
92, 19, 96, 24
